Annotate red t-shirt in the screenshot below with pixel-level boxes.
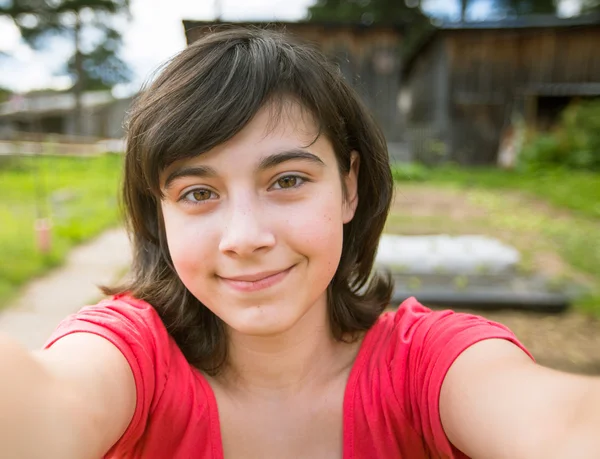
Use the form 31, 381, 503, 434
45, 295, 531, 458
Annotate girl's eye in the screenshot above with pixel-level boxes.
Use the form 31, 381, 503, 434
271, 175, 305, 190
180, 188, 216, 203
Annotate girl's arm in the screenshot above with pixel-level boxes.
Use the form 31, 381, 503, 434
440, 338, 600, 459
0, 332, 136, 458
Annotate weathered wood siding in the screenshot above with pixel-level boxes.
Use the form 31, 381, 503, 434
446, 26, 600, 164
405, 39, 450, 163
185, 22, 404, 142
405, 22, 600, 164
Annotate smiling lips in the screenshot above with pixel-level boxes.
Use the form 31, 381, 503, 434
219, 266, 294, 292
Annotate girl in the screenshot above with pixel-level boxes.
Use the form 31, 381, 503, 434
2, 27, 599, 459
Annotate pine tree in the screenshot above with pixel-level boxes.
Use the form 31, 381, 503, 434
0, 0, 131, 135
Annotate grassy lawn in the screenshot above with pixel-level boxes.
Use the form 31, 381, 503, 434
390, 164, 600, 315
0, 154, 123, 308
392, 164, 600, 218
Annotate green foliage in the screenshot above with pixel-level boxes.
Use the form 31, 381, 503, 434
0, 1, 131, 93
497, 0, 557, 15
391, 165, 600, 219
0, 0, 129, 47
307, 0, 425, 23
0, 153, 123, 307
519, 100, 600, 172
391, 162, 430, 181
65, 27, 132, 91
307, 0, 563, 25
0, 86, 12, 103
582, 0, 600, 13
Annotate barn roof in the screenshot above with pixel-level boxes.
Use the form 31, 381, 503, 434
523, 82, 600, 97
403, 13, 600, 79
438, 13, 600, 30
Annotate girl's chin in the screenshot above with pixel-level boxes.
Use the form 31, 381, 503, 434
222, 305, 305, 337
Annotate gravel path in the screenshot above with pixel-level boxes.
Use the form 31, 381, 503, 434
0, 228, 131, 350
470, 308, 600, 375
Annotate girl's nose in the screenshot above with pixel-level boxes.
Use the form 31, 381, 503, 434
218, 199, 275, 257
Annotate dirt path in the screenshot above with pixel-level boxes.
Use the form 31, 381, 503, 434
469, 308, 600, 375
0, 228, 131, 350
390, 185, 600, 375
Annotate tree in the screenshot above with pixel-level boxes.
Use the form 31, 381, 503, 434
308, 0, 565, 25
64, 26, 132, 91
0, 0, 131, 135
582, 0, 600, 12
307, 0, 432, 59
498, 0, 558, 15
308, 0, 426, 24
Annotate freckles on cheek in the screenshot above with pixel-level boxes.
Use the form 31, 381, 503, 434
292, 197, 344, 248
162, 209, 204, 273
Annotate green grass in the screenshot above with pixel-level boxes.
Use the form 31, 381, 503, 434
392, 164, 600, 219
0, 154, 124, 307
390, 164, 600, 315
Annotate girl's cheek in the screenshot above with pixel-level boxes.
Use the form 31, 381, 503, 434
163, 211, 209, 270
285, 194, 344, 248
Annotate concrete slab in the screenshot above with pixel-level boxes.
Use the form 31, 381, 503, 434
375, 234, 521, 275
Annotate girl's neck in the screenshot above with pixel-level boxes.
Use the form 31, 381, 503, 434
217, 297, 359, 398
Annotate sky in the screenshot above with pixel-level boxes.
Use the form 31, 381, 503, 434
0, 0, 584, 96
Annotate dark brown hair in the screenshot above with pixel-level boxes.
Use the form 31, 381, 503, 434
104, 26, 394, 375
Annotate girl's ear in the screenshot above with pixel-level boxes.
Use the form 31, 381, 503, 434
342, 151, 360, 224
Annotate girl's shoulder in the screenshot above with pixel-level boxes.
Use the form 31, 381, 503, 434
45, 293, 170, 355
44, 294, 206, 456
348, 298, 527, 457
348, 297, 531, 457
364, 296, 527, 363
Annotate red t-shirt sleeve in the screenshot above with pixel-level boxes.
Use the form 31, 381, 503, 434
43, 294, 172, 454
392, 297, 534, 458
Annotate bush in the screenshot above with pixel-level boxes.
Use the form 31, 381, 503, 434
391, 162, 430, 182
518, 99, 600, 171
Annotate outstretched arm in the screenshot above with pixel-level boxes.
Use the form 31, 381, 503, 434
440, 338, 600, 459
0, 332, 136, 458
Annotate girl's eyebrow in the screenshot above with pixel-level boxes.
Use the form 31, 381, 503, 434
257, 149, 325, 171
163, 165, 217, 191
163, 149, 325, 191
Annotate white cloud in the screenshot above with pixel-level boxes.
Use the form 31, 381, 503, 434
121, 0, 314, 93
558, 0, 583, 17
0, 17, 22, 52
470, 0, 496, 20
421, 0, 460, 20
0, 24, 74, 92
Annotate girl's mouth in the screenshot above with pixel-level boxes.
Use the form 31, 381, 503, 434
218, 265, 295, 292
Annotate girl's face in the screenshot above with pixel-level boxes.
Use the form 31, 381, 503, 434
160, 102, 358, 337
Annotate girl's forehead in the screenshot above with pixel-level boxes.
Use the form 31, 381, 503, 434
176, 102, 321, 159
159, 103, 334, 183
257, 98, 321, 139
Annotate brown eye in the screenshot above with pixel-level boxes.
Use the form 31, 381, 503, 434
182, 189, 214, 203
276, 176, 299, 189
192, 190, 211, 201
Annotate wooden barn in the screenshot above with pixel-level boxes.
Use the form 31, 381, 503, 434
182, 20, 408, 160
402, 14, 600, 165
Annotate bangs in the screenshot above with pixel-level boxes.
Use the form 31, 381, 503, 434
126, 28, 348, 198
